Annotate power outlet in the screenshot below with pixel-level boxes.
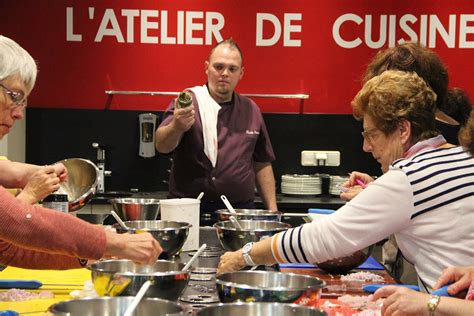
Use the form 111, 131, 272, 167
301, 150, 340, 167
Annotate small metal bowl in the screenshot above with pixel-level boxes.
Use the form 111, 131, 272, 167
88, 259, 190, 300
110, 198, 161, 221
48, 296, 185, 315
214, 220, 290, 251
215, 209, 282, 222
216, 271, 325, 305
197, 302, 326, 315
56, 158, 98, 211
116, 221, 191, 258
316, 245, 374, 275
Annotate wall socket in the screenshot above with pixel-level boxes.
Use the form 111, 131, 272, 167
301, 150, 340, 167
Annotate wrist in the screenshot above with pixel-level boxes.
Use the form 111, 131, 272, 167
237, 250, 247, 269
242, 242, 257, 266
17, 191, 35, 204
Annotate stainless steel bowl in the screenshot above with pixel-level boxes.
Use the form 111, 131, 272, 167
110, 198, 161, 221
48, 296, 185, 315
216, 271, 325, 305
116, 221, 191, 258
316, 245, 374, 275
214, 220, 290, 251
216, 209, 282, 222
88, 259, 190, 300
197, 302, 326, 315
56, 158, 98, 211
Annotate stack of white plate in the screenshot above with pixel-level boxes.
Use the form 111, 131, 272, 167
281, 174, 322, 195
329, 175, 349, 195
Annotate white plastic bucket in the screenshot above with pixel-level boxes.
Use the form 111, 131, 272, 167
160, 198, 200, 251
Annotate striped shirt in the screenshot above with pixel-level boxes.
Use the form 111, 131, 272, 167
271, 143, 474, 290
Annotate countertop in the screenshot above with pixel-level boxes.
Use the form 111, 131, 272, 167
89, 191, 345, 212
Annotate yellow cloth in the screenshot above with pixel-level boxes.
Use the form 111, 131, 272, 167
0, 266, 90, 314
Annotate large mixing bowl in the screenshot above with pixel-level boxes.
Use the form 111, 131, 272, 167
88, 259, 190, 300
316, 245, 375, 275
216, 271, 325, 306
48, 296, 185, 315
56, 158, 98, 211
116, 221, 191, 258
216, 209, 282, 222
197, 302, 326, 316
214, 220, 290, 251
110, 198, 160, 221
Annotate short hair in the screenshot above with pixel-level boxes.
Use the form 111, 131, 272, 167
459, 111, 474, 156
208, 38, 243, 64
0, 35, 37, 94
363, 42, 448, 108
352, 70, 438, 143
443, 88, 472, 126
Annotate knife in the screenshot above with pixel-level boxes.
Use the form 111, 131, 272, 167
362, 284, 451, 296
0, 280, 83, 289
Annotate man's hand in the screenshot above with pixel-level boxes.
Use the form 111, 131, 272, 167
17, 165, 64, 204
171, 104, 195, 132
104, 231, 162, 265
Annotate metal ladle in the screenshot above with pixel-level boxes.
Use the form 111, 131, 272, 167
220, 195, 243, 230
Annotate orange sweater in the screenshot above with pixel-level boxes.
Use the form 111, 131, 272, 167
0, 187, 106, 269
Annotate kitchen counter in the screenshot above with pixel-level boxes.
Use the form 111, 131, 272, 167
0, 229, 392, 314
88, 191, 345, 213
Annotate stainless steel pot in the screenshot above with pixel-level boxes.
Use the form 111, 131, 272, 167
116, 220, 191, 258
214, 220, 290, 251
216, 271, 325, 305
56, 158, 99, 211
197, 302, 326, 315
87, 259, 190, 300
110, 198, 160, 221
316, 245, 374, 275
215, 209, 282, 222
48, 296, 185, 315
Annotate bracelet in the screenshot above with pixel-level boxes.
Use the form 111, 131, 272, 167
427, 295, 440, 316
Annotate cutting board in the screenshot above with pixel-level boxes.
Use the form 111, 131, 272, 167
0, 266, 90, 314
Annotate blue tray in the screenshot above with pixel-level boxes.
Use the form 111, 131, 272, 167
279, 255, 384, 270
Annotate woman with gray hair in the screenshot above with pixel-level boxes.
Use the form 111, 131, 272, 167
0, 35, 162, 269
218, 71, 474, 298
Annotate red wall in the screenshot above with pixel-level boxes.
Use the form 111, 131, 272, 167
1, 0, 473, 113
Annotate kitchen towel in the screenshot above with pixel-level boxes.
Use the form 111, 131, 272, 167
189, 85, 221, 167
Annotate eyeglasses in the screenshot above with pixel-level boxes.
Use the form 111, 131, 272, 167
0, 83, 27, 108
361, 127, 380, 144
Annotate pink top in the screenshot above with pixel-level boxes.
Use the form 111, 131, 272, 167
0, 187, 106, 269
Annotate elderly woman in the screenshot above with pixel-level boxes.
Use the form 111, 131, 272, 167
218, 70, 474, 295
0, 35, 162, 269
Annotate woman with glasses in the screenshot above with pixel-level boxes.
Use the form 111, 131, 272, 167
218, 71, 474, 298
0, 35, 162, 269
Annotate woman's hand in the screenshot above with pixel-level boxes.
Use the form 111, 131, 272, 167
104, 231, 163, 265
373, 286, 430, 316
17, 165, 63, 204
217, 250, 246, 274
433, 266, 474, 295
339, 171, 374, 201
